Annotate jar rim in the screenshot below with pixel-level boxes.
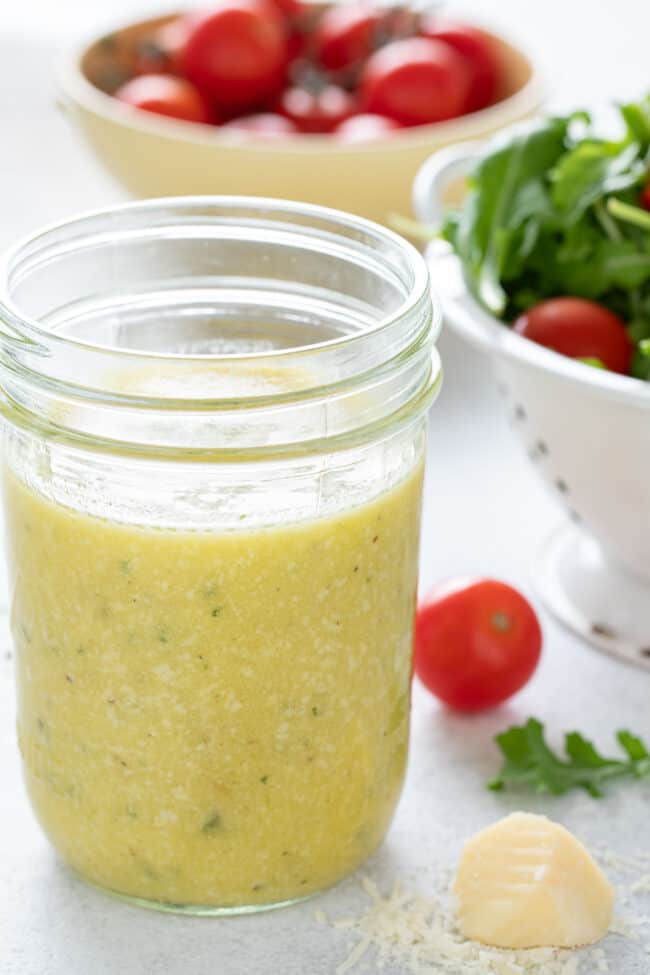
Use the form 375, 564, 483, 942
0, 196, 440, 456
0, 195, 435, 366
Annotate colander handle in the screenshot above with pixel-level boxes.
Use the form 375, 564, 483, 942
411, 142, 481, 228
412, 143, 497, 354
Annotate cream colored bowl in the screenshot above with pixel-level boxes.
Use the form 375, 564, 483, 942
59, 13, 545, 224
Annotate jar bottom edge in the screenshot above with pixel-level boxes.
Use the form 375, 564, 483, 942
71, 867, 335, 916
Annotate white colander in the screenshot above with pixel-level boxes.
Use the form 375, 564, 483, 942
413, 143, 650, 669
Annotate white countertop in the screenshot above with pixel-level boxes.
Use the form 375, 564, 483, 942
2, 2, 650, 972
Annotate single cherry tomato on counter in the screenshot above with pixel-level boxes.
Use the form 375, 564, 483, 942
334, 112, 401, 142
276, 84, 355, 133
513, 298, 633, 374
313, 3, 384, 71
420, 18, 500, 112
640, 183, 650, 211
360, 38, 470, 126
220, 112, 299, 136
414, 578, 542, 712
114, 74, 213, 124
134, 15, 198, 76
180, 1, 288, 110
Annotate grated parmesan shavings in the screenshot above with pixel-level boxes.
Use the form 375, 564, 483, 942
325, 877, 588, 975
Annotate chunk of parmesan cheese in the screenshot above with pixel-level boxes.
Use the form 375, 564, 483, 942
454, 812, 615, 950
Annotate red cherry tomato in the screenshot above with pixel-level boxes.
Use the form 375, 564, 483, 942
415, 579, 542, 712
134, 15, 198, 76
114, 74, 213, 124
513, 298, 632, 374
360, 38, 470, 126
267, 0, 304, 18
313, 3, 384, 71
180, 1, 288, 110
640, 183, 650, 211
334, 112, 401, 142
276, 84, 355, 133
420, 19, 500, 112
286, 28, 309, 62
220, 112, 299, 137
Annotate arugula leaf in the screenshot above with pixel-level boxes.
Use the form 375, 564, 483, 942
578, 357, 607, 369
620, 94, 650, 149
558, 239, 650, 297
618, 729, 650, 763
607, 197, 650, 232
489, 718, 650, 798
550, 140, 645, 224
448, 117, 568, 315
630, 343, 650, 379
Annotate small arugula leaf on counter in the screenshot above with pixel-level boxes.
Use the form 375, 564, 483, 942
489, 718, 650, 798
617, 730, 650, 766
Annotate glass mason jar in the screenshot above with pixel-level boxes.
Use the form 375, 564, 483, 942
0, 198, 441, 913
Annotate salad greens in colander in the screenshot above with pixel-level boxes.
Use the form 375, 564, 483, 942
443, 94, 650, 380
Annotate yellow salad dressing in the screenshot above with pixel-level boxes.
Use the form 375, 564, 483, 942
5, 464, 423, 909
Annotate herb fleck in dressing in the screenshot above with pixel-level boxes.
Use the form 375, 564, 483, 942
6, 465, 422, 909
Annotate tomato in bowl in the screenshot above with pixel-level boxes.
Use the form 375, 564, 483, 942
59, 8, 544, 223
109, 3, 508, 131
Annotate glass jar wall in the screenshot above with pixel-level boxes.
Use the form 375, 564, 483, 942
0, 198, 440, 912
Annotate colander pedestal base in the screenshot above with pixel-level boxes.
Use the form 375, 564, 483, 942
535, 523, 650, 671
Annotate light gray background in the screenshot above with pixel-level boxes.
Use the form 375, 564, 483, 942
2, 2, 650, 972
